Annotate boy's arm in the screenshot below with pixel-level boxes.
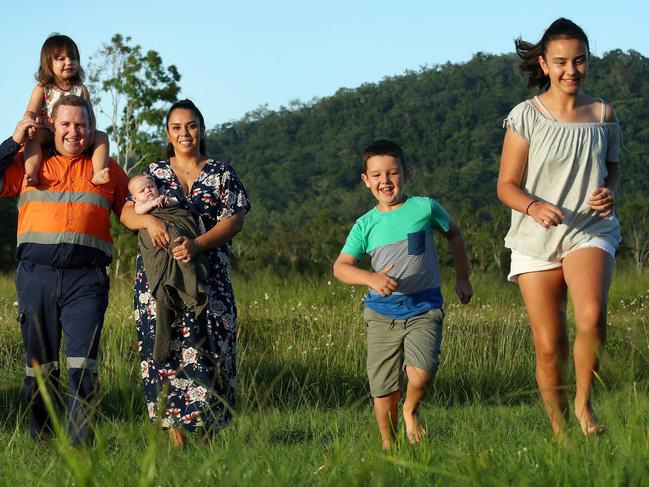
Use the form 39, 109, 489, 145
443, 220, 473, 304
333, 253, 397, 296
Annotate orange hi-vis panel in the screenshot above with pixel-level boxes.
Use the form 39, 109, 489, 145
0, 152, 128, 257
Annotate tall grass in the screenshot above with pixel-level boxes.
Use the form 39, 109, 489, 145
0, 267, 648, 485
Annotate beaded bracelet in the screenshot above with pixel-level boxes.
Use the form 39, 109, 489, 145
525, 200, 539, 215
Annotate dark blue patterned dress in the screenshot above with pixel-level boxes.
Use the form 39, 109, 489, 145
134, 159, 249, 431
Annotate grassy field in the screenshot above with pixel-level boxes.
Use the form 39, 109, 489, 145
0, 267, 648, 486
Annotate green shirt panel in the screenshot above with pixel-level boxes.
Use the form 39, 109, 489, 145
341, 195, 451, 258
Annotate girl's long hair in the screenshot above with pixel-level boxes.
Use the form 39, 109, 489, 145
36, 33, 85, 86
515, 18, 590, 91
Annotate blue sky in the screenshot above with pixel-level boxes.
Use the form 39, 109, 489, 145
2, 0, 647, 138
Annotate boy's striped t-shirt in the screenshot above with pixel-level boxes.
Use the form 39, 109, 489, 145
341, 195, 451, 319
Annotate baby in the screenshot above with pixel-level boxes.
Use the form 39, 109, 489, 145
129, 174, 179, 214
128, 173, 208, 362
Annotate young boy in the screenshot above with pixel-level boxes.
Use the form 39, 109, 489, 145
128, 174, 209, 362
333, 140, 473, 449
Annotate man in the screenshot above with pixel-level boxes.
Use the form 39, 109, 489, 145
0, 95, 129, 445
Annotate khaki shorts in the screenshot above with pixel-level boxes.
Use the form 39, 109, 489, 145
363, 307, 444, 397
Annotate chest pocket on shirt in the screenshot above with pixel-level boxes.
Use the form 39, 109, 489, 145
408, 230, 426, 255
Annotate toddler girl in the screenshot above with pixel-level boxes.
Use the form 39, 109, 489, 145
24, 33, 109, 186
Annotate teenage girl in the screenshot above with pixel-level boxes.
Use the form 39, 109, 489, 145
24, 33, 109, 186
497, 18, 622, 436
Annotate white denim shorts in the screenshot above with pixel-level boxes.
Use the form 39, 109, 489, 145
508, 238, 616, 282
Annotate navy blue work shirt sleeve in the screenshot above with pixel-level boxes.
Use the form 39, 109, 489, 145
0, 137, 20, 174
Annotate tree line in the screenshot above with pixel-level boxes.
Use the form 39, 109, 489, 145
206, 49, 649, 275
1, 38, 647, 276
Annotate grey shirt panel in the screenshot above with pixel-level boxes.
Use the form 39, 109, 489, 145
367, 234, 442, 296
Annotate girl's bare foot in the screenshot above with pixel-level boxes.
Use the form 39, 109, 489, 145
92, 167, 110, 185
169, 427, 186, 448
403, 408, 426, 444
577, 414, 607, 436
550, 414, 568, 438
575, 402, 607, 436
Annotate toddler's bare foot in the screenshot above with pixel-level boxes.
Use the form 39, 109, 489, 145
92, 167, 110, 185
381, 438, 393, 450
23, 172, 38, 187
403, 408, 426, 444
169, 427, 186, 448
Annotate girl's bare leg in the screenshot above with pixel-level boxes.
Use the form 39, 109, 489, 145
518, 268, 570, 435
374, 391, 400, 449
23, 129, 51, 186
562, 248, 614, 435
403, 366, 431, 444
91, 130, 110, 185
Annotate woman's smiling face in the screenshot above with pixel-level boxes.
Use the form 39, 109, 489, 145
167, 108, 203, 156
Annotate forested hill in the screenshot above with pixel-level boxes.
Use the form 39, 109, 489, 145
1, 51, 645, 273
205, 50, 649, 272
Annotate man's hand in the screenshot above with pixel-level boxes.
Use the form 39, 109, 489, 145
12, 116, 37, 145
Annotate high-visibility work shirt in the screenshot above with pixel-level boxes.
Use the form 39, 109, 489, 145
0, 151, 129, 268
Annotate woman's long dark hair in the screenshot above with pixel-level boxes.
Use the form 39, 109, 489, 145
515, 18, 590, 91
165, 99, 207, 158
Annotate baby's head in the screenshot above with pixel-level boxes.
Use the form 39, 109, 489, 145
129, 174, 159, 203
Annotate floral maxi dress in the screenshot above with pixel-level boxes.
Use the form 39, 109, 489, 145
134, 159, 250, 431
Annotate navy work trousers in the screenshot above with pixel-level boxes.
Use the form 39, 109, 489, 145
16, 261, 109, 444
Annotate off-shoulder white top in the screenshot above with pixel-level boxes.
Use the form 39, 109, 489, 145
503, 98, 622, 260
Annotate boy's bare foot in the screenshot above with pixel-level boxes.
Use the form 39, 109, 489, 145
169, 427, 186, 448
403, 408, 426, 444
92, 167, 110, 185
23, 173, 38, 187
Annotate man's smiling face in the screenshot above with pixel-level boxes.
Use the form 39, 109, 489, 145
51, 104, 90, 157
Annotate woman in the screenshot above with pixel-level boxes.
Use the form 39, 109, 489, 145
497, 19, 621, 436
121, 99, 250, 446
